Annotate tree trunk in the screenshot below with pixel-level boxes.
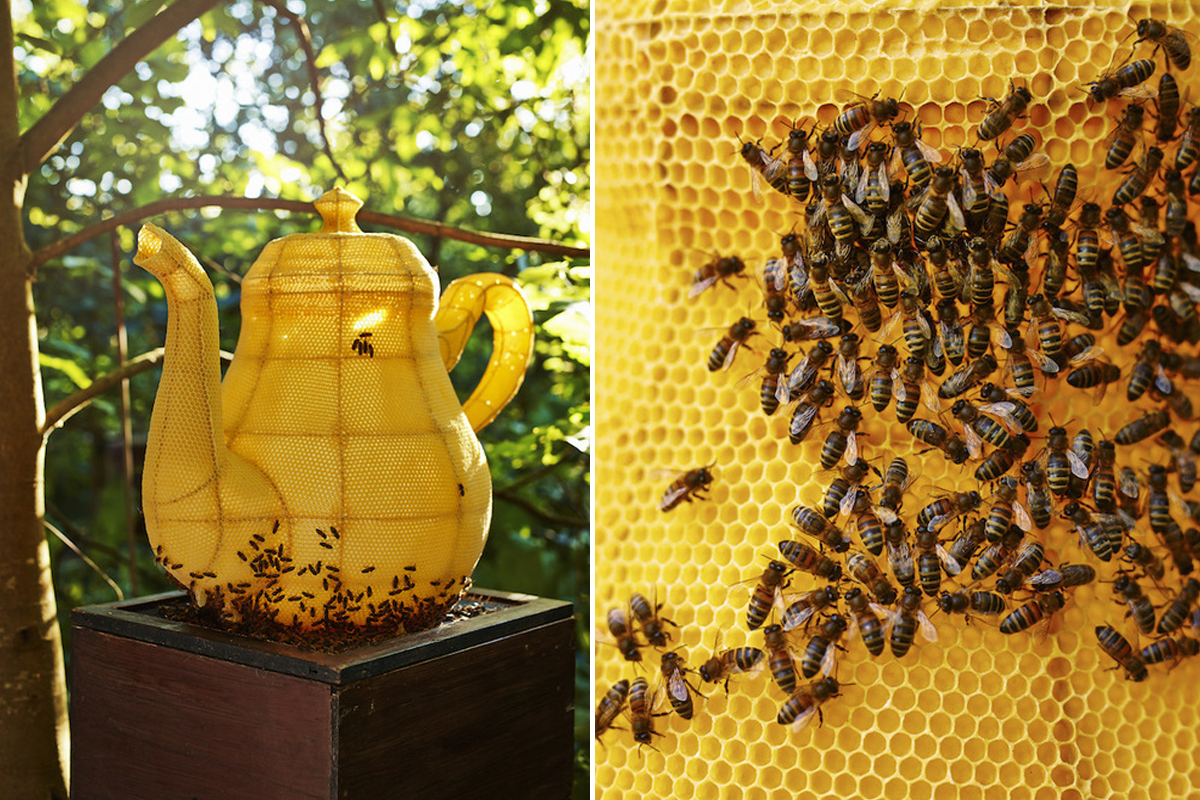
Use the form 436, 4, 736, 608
0, 2, 69, 796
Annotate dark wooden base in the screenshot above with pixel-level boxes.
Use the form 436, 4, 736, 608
70, 589, 574, 800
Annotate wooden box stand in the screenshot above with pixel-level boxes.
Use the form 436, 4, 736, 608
70, 589, 574, 800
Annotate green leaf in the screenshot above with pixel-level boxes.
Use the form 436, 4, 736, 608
39, 354, 92, 389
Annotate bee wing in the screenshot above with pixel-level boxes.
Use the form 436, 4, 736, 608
946, 192, 966, 233
820, 643, 838, 676
992, 325, 1013, 351
803, 150, 818, 181
841, 487, 859, 517
847, 124, 877, 152
963, 424, 983, 460
1119, 84, 1157, 100
917, 610, 939, 643
668, 671, 690, 703
961, 169, 980, 209
734, 367, 763, 391
887, 541, 914, 576
763, 257, 788, 291
1136, 226, 1165, 248
1180, 282, 1200, 303
1015, 153, 1050, 172
1155, 366, 1173, 394
1013, 500, 1033, 532
750, 168, 765, 201
782, 603, 815, 631
921, 380, 942, 414
659, 485, 691, 512
878, 165, 891, 202
776, 376, 793, 404
722, 340, 742, 370
855, 167, 872, 204
1067, 450, 1090, 479
845, 432, 858, 465
792, 403, 819, 435
792, 704, 820, 732
915, 138, 942, 163
837, 355, 856, 392
887, 207, 906, 244
688, 274, 719, 298
936, 543, 964, 575
1028, 347, 1060, 375
1069, 345, 1102, 365
1182, 252, 1200, 273
1029, 569, 1061, 591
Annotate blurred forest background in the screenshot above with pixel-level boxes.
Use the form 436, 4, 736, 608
15, 0, 590, 793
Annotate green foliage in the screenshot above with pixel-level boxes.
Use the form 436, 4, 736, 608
17, 0, 589, 793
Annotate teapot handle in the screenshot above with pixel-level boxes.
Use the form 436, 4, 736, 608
435, 274, 534, 432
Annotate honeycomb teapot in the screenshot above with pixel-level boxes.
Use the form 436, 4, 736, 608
134, 187, 534, 634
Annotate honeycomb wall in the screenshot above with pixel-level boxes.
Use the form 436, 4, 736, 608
595, 2, 1200, 799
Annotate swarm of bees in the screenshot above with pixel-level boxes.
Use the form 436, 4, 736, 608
600, 17, 1200, 752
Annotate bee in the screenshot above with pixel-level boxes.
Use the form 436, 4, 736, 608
1162, 168, 1188, 241
746, 560, 790, 631
906, 418, 970, 464
878, 455, 912, 520
868, 343, 900, 412
1158, 578, 1200, 635
987, 132, 1049, 187
936, 589, 1006, 619
936, 298, 966, 367
659, 465, 715, 512
937, 353, 999, 400
1028, 563, 1097, 592
1002, 262, 1031, 329
1003, 328, 1047, 396
824, 459, 875, 518
945, 518, 989, 575
785, 125, 819, 202
837, 587, 885, 658
812, 128, 842, 182
792, 504, 852, 552
657, 652, 700, 719
1127, 340, 1167, 401
691, 253, 747, 298
894, 356, 940, 424
883, 518, 915, 588
1118, 467, 1143, 517
778, 540, 844, 582
627, 677, 660, 746
978, 82, 1033, 141
1105, 205, 1149, 280
1090, 440, 1118, 511
799, 614, 849, 678
999, 590, 1065, 635
1117, 308, 1150, 347
891, 120, 941, 188
983, 188, 1012, 245
952, 398, 1011, 453
997, 203, 1043, 266
1027, 293, 1076, 360
973, 526, 1024, 581
781, 585, 841, 631
979, 381, 1038, 433
807, 254, 845, 323
1046, 426, 1089, 496
1105, 104, 1145, 169
787, 340, 835, 397
835, 333, 866, 401
789, 378, 837, 444
851, 276, 883, 332
757, 625, 799, 694
1086, 59, 1157, 103
1156, 72, 1181, 142
959, 146, 996, 215
820, 405, 863, 469
816, 174, 871, 249
698, 632, 765, 690
885, 292, 933, 361
1135, 18, 1193, 71
1114, 410, 1171, 446
761, 257, 791, 324
1021, 460, 1054, 529
776, 676, 841, 732
847, 490, 886, 557
984, 476, 1031, 542
964, 236, 996, 306
707, 317, 757, 372
1161, 518, 1196, 575
1074, 203, 1105, 316
868, 239, 903, 309
1044, 163, 1079, 229
918, 490, 983, 532
1066, 361, 1122, 392
994, 540, 1045, 594
1062, 501, 1115, 562
739, 136, 788, 200
1040, 222, 1071, 297
1146, 464, 1177, 535
1121, 541, 1166, 582
1149, 374, 1195, 420
889, 585, 938, 657
912, 165, 965, 242
975, 432, 1032, 483
630, 591, 674, 647
1176, 107, 1200, 172
596, 679, 630, 740
1095, 624, 1149, 681
606, 606, 643, 662
834, 94, 902, 149
1141, 635, 1200, 666
780, 315, 843, 342
1160, 430, 1197, 494
914, 525, 958, 596
757, 348, 793, 415
856, 141, 892, 214
847, 550, 898, 605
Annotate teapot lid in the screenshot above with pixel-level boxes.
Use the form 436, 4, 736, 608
242, 187, 438, 289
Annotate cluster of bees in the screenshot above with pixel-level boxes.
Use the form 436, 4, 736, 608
597, 18, 1200, 749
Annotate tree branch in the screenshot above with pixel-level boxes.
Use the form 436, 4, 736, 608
40, 347, 233, 436
257, 0, 349, 183
29, 195, 589, 274
494, 487, 587, 529
17, 0, 223, 176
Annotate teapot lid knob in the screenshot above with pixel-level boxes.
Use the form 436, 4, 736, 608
315, 187, 364, 233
